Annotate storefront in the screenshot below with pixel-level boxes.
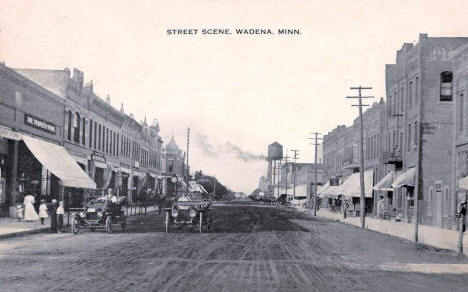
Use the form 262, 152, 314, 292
391, 167, 416, 222
340, 170, 375, 216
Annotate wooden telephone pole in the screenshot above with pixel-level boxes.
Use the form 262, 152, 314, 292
347, 86, 374, 229
186, 128, 190, 192
283, 153, 290, 198
291, 150, 299, 200
309, 133, 322, 216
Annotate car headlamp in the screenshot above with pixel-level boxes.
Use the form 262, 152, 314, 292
189, 209, 197, 218
171, 209, 178, 218
79, 212, 86, 217
97, 211, 103, 217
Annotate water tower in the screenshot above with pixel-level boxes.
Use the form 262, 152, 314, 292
267, 142, 283, 197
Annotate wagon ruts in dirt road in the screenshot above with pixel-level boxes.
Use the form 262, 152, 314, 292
165, 192, 213, 233
72, 196, 127, 234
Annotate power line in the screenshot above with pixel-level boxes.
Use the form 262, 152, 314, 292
290, 149, 299, 200
347, 86, 374, 229
308, 132, 323, 216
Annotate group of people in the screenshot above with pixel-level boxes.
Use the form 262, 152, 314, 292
22, 194, 65, 233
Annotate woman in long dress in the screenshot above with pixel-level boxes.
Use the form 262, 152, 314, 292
23, 194, 40, 221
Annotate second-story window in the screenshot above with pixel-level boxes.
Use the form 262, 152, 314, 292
407, 124, 412, 151
440, 71, 453, 102
73, 112, 80, 143
82, 117, 86, 145
458, 93, 464, 132
67, 110, 72, 141
89, 120, 93, 148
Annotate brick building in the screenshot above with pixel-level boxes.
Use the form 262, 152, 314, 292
0, 64, 96, 216
322, 34, 468, 229
322, 100, 386, 216
0, 64, 164, 216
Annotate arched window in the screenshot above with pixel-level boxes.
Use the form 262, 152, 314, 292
440, 71, 453, 101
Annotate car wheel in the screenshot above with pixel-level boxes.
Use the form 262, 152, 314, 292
106, 217, 112, 234
72, 217, 80, 235
165, 211, 170, 233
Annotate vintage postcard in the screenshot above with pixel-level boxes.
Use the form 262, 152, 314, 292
1, 0, 468, 291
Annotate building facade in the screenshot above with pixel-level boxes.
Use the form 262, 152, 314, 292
0, 64, 164, 216
162, 136, 186, 196
322, 34, 468, 229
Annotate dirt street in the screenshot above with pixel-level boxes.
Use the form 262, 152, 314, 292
0, 203, 467, 292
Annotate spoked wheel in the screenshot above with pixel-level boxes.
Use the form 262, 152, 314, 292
165, 211, 170, 233
121, 217, 127, 232
72, 217, 80, 235
199, 212, 203, 234
106, 217, 112, 234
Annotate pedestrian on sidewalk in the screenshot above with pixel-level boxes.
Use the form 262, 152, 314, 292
56, 201, 65, 233
343, 200, 349, 219
49, 199, 58, 233
457, 201, 467, 232
39, 199, 48, 225
23, 193, 39, 222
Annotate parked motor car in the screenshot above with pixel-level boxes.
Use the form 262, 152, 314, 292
165, 192, 213, 233
72, 196, 127, 234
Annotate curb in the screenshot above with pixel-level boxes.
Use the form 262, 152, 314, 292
0, 209, 159, 240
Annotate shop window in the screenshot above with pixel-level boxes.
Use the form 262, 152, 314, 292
440, 71, 453, 102
73, 112, 80, 143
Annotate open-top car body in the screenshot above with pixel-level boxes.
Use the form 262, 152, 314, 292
165, 192, 213, 233
72, 196, 127, 234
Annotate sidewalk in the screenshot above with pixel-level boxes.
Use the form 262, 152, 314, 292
0, 205, 159, 239
298, 206, 468, 256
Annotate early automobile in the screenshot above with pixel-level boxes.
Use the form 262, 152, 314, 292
72, 196, 127, 234
165, 192, 213, 233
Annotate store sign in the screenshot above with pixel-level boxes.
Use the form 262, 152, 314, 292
92, 152, 106, 164
24, 114, 56, 134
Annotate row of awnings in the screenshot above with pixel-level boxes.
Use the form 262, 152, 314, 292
318, 168, 418, 199
1, 128, 164, 191
318, 170, 374, 198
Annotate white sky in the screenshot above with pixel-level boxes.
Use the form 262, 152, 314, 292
1, 0, 468, 193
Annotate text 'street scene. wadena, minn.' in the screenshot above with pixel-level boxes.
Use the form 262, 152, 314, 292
1, 1, 468, 291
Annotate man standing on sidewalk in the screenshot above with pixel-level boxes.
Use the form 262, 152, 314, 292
49, 199, 58, 233
343, 200, 349, 219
